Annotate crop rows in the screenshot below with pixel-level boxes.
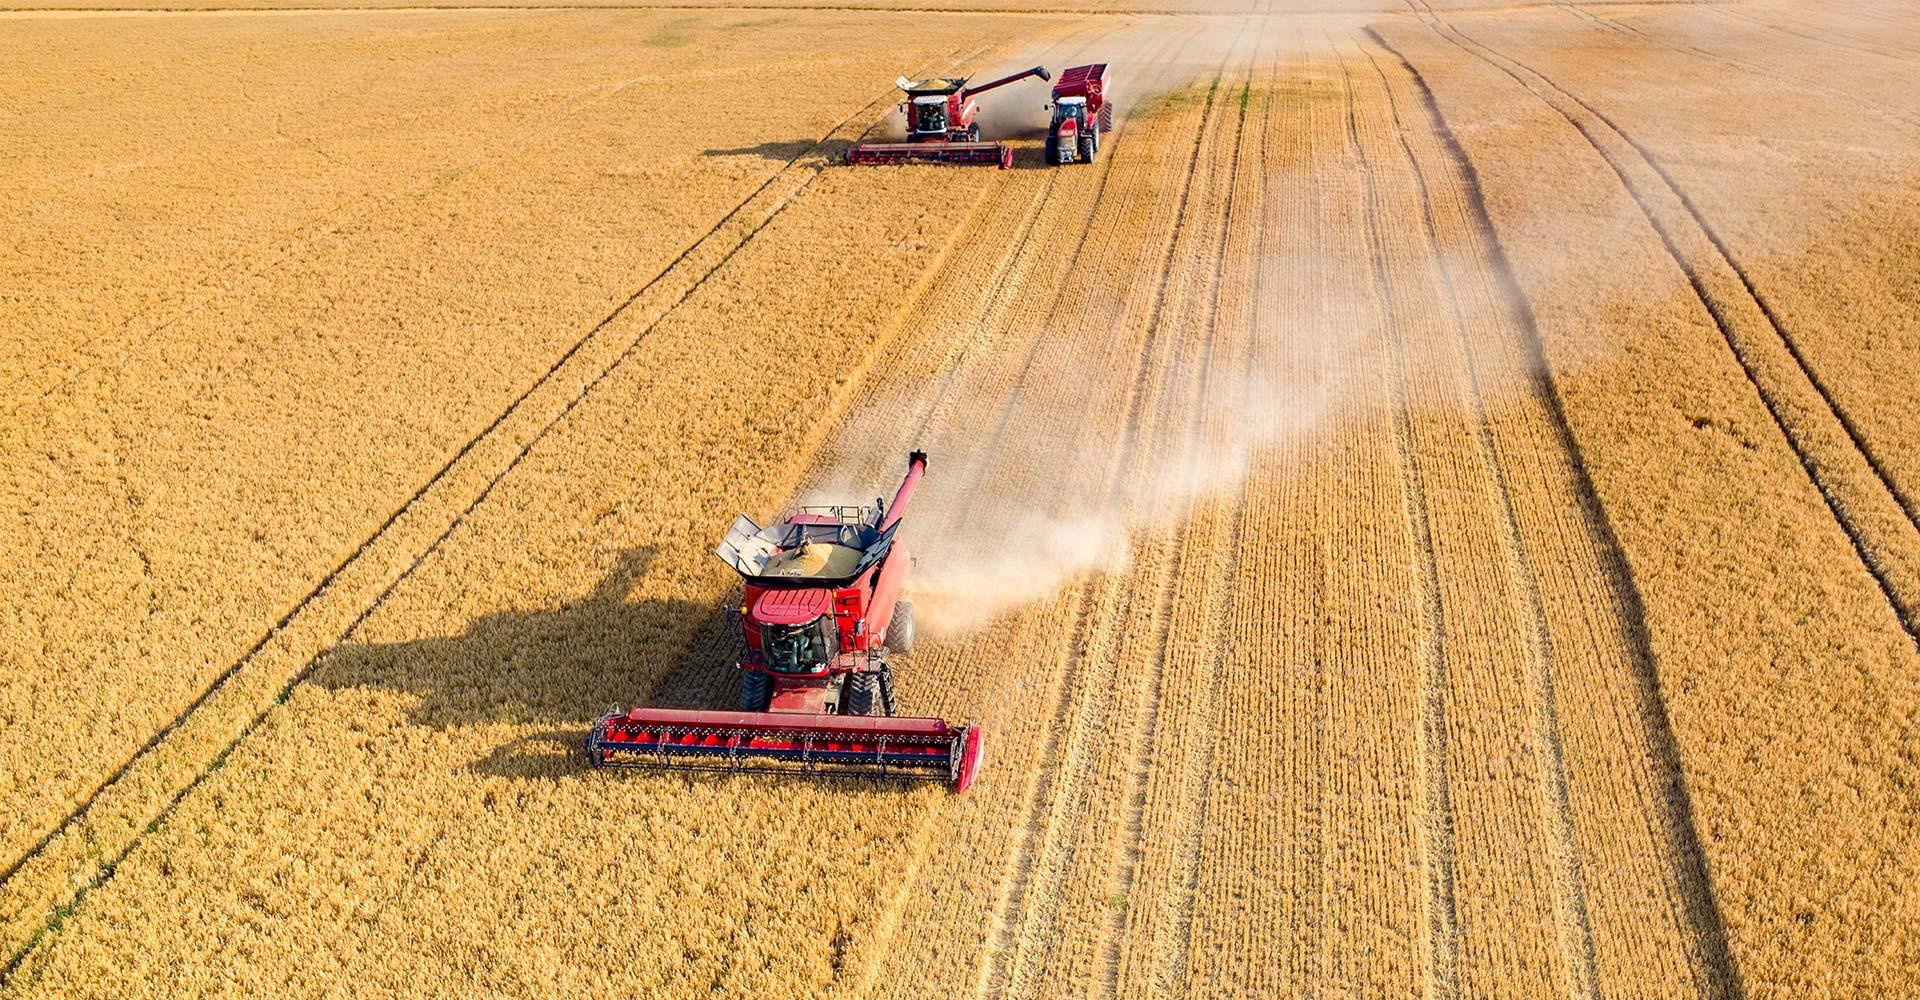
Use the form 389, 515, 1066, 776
6, 2, 1920, 997
0, 8, 1029, 904
0, 11, 1060, 988
1376, 9, 1920, 994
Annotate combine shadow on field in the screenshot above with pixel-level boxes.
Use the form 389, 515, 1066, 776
311, 547, 767, 781
702, 138, 854, 162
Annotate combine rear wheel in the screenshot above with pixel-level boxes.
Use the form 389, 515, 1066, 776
739, 669, 771, 712
886, 600, 916, 653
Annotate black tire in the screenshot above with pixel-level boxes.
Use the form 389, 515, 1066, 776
1081, 135, 1097, 163
844, 671, 881, 716
1044, 136, 1057, 164
885, 600, 915, 654
1091, 127, 1101, 154
738, 669, 771, 712
966, 123, 981, 142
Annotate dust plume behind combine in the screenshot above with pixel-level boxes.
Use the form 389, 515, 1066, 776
816, 0, 1920, 638
815, 9, 1393, 637
808, 184, 1604, 637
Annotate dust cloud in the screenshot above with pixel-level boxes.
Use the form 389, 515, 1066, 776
805, 0, 1920, 637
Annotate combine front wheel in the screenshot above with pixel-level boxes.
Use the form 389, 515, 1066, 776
739, 669, 771, 712
845, 671, 888, 716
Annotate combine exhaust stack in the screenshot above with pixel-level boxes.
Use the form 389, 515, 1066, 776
587, 452, 985, 793
847, 66, 1051, 169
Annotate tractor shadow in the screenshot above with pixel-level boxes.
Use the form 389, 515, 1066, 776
702, 138, 856, 162
310, 547, 756, 780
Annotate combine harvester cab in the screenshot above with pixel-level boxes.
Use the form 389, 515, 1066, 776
846, 66, 1051, 169
586, 453, 985, 793
1044, 64, 1112, 166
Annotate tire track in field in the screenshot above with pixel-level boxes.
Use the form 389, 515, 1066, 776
0, 44, 999, 982
305, 8, 1134, 968
1366, 24, 1744, 1000
934, 21, 1199, 542
843, 15, 1192, 585
820, 25, 1206, 996
1297, 71, 1336, 996
976, 41, 1239, 1000
2, 51, 710, 409
1338, 39, 1460, 1000
385, 18, 1126, 993
628, 20, 1173, 991
1097, 40, 1264, 999
1405, 7, 1920, 648
3, 43, 946, 879
1552, 3, 1920, 133
780, 14, 1130, 466
886, 17, 1136, 454
1343, 36, 1602, 1000
1134, 36, 1286, 977
1153, 469, 1255, 998
1707, 4, 1920, 65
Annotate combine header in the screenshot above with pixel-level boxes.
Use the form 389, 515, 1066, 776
846, 66, 1052, 169
586, 453, 985, 793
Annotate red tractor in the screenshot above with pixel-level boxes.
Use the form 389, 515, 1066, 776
846, 67, 1052, 169
586, 453, 986, 793
1044, 63, 1113, 166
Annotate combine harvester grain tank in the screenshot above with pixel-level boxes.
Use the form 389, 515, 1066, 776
586, 453, 986, 793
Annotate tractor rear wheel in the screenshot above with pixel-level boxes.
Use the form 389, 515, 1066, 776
886, 600, 916, 654
738, 669, 771, 712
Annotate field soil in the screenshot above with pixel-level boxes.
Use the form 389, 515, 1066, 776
3, 2, 1917, 997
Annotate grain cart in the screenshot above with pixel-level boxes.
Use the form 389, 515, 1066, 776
1044, 64, 1113, 165
846, 67, 1052, 169
586, 453, 986, 793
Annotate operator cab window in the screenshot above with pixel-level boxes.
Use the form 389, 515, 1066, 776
913, 98, 947, 134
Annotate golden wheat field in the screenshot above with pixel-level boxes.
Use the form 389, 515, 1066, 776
3, 0, 1919, 996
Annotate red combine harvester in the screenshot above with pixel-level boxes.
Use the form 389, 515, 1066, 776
846, 66, 1052, 169
586, 453, 985, 793
1045, 63, 1113, 166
